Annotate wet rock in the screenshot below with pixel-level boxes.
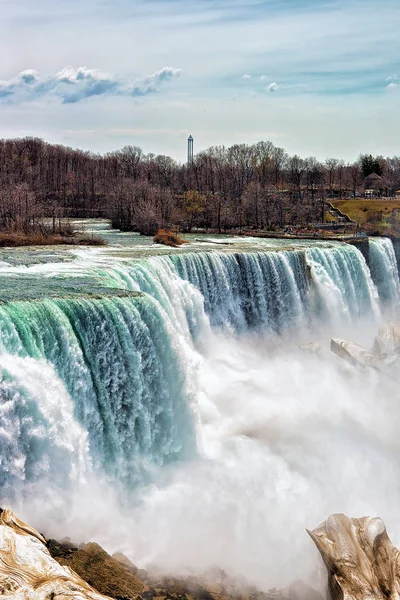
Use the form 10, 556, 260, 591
330, 338, 400, 378
47, 536, 80, 559
137, 568, 150, 582
308, 513, 399, 600
373, 323, 400, 356
113, 551, 139, 575
55, 542, 144, 599
298, 342, 324, 357
0, 508, 329, 600
0, 508, 109, 599
284, 580, 324, 600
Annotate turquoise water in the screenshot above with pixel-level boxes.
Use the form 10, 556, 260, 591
0, 222, 398, 495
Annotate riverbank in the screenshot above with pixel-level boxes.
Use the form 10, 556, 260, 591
0, 230, 107, 247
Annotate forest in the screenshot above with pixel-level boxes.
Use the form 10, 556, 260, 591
0, 136, 399, 235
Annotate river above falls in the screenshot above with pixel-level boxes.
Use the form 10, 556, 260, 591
0, 219, 355, 302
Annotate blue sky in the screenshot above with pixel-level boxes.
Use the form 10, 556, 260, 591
0, 0, 399, 162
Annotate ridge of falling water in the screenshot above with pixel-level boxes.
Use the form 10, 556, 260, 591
0, 294, 196, 492
304, 243, 381, 324
368, 237, 400, 311
0, 239, 396, 495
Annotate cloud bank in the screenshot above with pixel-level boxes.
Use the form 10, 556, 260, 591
0, 66, 181, 104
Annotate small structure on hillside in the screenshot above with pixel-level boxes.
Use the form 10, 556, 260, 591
364, 172, 386, 197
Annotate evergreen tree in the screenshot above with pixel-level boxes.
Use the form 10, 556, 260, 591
360, 154, 383, 177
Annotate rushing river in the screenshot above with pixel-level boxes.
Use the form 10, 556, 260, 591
0, 222, 399, 589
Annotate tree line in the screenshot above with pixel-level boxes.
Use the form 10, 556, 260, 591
0, 136, 399, 234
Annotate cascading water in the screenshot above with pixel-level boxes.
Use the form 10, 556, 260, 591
305, 243, 381, 323
0, 293, 195, 491
168, 251, 308, 332
369, 237, 400, 310
0, 240, 395, 491
0, 234, 399, 589
166, 243, 381, 331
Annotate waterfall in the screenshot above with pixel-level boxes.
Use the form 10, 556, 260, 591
0, 294, 195, 491
161, 244, 382, 330
168, 251, 308, 332
0, 239, 397, 495
369, 237, 400, 309
0, 353, 90, 494
305, 244, 381, 324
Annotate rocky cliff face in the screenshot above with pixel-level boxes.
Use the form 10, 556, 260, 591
7, 506, 397, 600
0, 508, 322, 600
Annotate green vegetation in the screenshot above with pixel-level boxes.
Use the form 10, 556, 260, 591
332, 199, 400, 235
360, 154, 384, 177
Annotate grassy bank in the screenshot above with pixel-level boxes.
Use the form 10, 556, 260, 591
331, 199, 400, 224
331, 199, 400, 236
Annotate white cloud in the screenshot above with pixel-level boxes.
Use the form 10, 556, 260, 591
0, 66, 181, 104
242, 73, 251, 79
267, 82, 279, 92
19, 70, 39, 84
387, 81, 398, 88
0, 0, 400, 160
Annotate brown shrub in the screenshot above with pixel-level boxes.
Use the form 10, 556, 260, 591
153, 229, 189, 247
0, 230, 107, 247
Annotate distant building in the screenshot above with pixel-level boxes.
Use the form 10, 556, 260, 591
187, 135, 194, 164
364, 172, 385, 198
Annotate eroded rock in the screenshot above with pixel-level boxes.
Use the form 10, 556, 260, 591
308, 513, 400, 600
0, 508, 110, 599
373, 323, 400, 357
330, 338, 399, 378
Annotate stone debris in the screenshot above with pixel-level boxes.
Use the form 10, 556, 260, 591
0, 508, 324, 600
300, 322, 400, 381
6, 506, 397, 600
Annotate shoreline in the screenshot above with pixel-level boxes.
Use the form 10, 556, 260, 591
0, 231, 107, 247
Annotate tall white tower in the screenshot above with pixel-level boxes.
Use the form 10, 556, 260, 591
187, 135, 194, 164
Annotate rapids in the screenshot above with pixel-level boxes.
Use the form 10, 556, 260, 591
0, 228, 399, 589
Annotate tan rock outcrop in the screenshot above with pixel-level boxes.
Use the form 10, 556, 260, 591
373, 323, 400, 356
0, 508, 110, 599
308, 513, 400, 600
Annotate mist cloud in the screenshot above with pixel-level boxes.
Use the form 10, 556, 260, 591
0, 66, 181, 104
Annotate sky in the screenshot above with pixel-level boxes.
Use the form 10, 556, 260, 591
0, 0, 399, 163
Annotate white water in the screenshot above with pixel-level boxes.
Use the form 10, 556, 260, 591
369, 237, 400, 313
0, 237, 399, 590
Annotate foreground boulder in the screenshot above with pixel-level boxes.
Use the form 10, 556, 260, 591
308, 513, 399, 600
373, 323, 400, 356
331, 338, 400, 380
0, 508, 110, 599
